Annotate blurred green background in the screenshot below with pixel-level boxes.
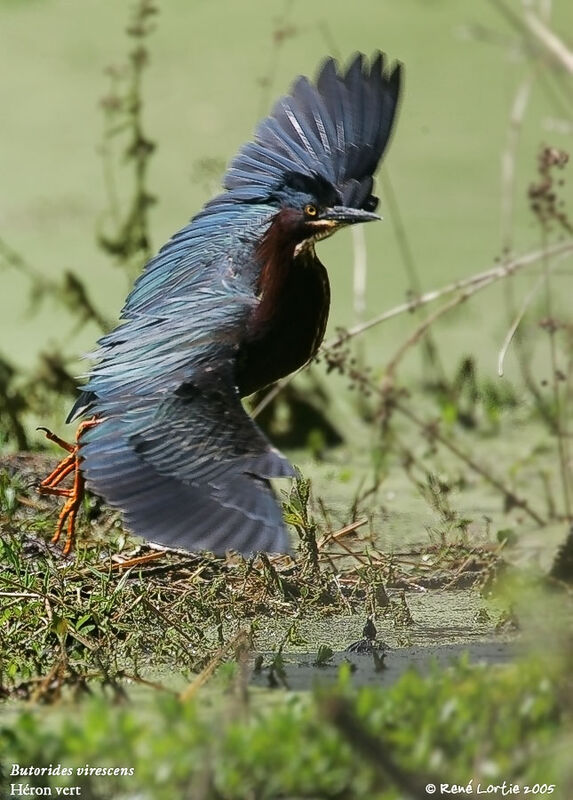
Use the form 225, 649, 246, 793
2, 10, 573, 788
1, 0, 572, 436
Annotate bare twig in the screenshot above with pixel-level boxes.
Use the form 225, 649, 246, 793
540, 244, 572, 521
527, 143, 573, 520
497, 271, 545, 376
385, 292, 469, 379
317, 517, 368, 549
523, 8, 573, 73
251, 240, 573, 418
496, 240, 572, 378
329, 240, 573, 349
394, 400, 546, 526
179, 630, 250, 702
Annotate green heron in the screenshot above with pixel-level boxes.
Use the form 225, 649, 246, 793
39, 52, 402, 556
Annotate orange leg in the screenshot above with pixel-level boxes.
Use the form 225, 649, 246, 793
38, 418, 99, 555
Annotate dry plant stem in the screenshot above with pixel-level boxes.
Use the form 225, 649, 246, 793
527, 142, 572, 519
321, 531, 372, 567
317, 517, 368, 549
179, 631, 250, 702
498, 271, 546, 376
563, 339, 573, 499
500, 3, 538, 386
541, 243, 572, 521
500, 74, 532, 252
380, 168, 448, 384
332, 240, 573, 348
492, 0, 571, 116
111, 551, 164, 570
351, 224, 367, 321
394, 399, 546, 526
497, 248, 573, 374
441, 549, 495, 591
142, 597, 198, 648
523, 7, 573, 73
385, 292, 469, 378
251, 239, 573, 419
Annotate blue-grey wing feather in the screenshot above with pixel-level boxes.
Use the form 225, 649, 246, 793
73, 205, 293, 555
80, 416, 290, 554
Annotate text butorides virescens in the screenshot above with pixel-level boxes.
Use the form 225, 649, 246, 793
39, 52, 402, 556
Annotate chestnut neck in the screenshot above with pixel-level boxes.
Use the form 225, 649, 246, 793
251, 208, 306, 333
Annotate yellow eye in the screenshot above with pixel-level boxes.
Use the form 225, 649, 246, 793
304, 203, 318, 218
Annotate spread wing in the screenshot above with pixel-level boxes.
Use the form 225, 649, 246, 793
75, 207, 293, 556
79, 375, 294, 555
69, 52, 402, 556
223, 52, 402, 209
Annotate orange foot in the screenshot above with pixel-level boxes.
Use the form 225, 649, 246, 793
38, 418, 98, 555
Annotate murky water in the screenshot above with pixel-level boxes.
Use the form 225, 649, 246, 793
250, 640, 517, 690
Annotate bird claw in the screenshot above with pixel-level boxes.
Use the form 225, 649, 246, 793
36, 425, 76, 454
38, 418, 98, 554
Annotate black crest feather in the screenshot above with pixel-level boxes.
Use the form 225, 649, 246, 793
224, 52, 402, 209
